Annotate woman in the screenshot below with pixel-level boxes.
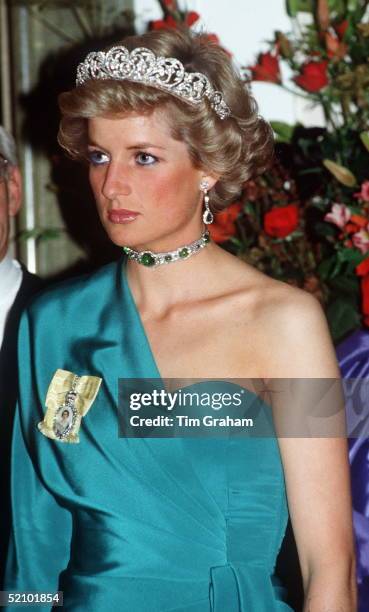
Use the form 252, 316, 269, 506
4, 27, 356, 611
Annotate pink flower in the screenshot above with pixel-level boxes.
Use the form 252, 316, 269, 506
353, 226, 369, 254
324, 203, 351, 228
354, 181, 369, 202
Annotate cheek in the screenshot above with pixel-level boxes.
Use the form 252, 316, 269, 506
142, 167, 198, 213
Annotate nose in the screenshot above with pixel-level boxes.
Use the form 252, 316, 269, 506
101, 162, 132, 200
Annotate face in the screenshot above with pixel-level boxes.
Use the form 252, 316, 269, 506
0, 164, 22, 262
87, 110, 217, 251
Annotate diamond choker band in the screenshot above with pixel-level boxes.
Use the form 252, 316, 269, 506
122, 228, 211, 267
76, 46, 231, 120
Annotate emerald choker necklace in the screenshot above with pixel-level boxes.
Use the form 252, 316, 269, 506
122, 228, 211, 267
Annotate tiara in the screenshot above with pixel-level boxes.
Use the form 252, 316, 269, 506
76, 46, 231, 120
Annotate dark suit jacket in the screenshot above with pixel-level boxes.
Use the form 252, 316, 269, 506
0, 265, 45, 588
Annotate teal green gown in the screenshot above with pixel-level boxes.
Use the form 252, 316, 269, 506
4, 256, 294, 611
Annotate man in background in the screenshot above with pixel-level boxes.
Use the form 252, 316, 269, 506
0, 125, 44, 587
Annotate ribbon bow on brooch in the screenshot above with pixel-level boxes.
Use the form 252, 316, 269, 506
38, 369, 102, 443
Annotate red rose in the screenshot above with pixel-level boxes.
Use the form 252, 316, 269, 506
264, 204, 299, 238
186, 11, 200, 26
356, 257, 369, 277
150, 16, 177, 30
151, 10, 199, 30
249, 52, 281, 84
294, 61, 329, 93
208, 202, 242, 243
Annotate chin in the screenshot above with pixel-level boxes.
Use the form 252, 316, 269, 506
102, 220, 145, 247
107, 233, 133, 248
102, 223, 135, 247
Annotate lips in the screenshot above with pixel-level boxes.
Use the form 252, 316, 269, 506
108, 209, 140, 224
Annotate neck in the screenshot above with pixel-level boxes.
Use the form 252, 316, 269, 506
125, 240, 225, 317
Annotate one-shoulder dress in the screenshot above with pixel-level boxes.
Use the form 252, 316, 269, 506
4, 257, 294, 611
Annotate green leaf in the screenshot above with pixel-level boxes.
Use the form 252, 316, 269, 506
337, 248, 364, 266
17, 227, 64, 243
270, 121, 294, 143
286, 0, 313, 16
318, 255, 339, 279
329, 0, 348, 14
349, 205, 367, 215
298, 167, 324, 176
346, 0, 361, 11
37, 229, 63, 243
326, 299, 361, 343
360, 131, 369, 152
228, 237, 243, 247
327, 275, 360, 297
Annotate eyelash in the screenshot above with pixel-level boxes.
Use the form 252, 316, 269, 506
87, 150, 109, 165
136, 152, 158, 166
87, 150, 159, 167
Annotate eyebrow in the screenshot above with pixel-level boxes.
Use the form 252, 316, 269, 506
127, 142, 166, 150
87, 140, 166, 150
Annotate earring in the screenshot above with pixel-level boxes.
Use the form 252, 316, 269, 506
200, 179, 214, 225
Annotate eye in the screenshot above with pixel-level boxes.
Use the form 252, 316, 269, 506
87, 149, 110, 166
135, 152, 158, 166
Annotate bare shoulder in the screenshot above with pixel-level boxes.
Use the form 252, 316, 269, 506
230, 256, 320, 320
231, 261, 340, 378
255, 271, 325, 328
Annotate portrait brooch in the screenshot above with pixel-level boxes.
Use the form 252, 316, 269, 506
38, 368, 102, 443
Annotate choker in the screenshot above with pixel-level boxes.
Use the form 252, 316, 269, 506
122, 229, 211, 267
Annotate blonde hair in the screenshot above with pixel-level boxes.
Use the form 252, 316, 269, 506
58, 27, 274, 212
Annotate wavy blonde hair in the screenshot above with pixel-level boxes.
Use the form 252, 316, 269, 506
58, 27, 274, 212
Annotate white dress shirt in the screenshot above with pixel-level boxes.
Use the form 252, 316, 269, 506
0, 251, 23, 350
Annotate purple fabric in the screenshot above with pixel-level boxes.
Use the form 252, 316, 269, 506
336, 329, 369, 612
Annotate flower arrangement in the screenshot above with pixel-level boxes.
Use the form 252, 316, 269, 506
151, 0, 369, 342
209, 0, 369, 342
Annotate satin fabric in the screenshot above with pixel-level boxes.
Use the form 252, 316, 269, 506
336, 330, 369, 612
4, 257, 292, 611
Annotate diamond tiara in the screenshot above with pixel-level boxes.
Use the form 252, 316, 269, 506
76, 45, 232, 120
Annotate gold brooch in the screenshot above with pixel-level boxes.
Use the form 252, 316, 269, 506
38, 369, 102, 443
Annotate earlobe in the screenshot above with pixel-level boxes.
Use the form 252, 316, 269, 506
201, 173, 219, 191
7, 166, 22, 217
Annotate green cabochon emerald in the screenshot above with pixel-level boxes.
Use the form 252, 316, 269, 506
140, 253, 156, 266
